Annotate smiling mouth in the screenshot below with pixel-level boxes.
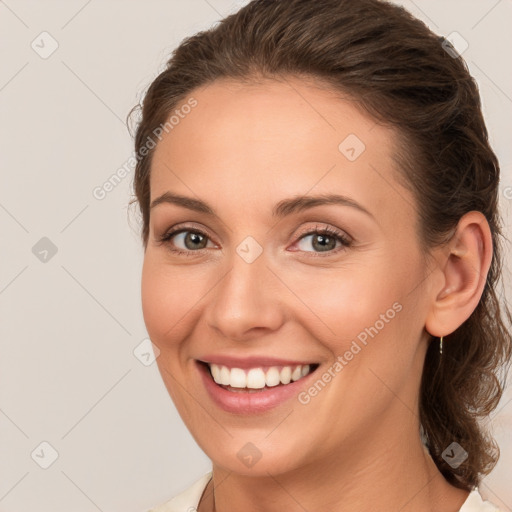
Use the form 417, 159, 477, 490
198, 361, 320, 392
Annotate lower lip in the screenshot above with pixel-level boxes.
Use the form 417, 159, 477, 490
196, 361, 318, 414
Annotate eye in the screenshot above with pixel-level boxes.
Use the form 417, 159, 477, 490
292, 224, 352, 256
158, 226, 215, 256
158, 223, 352, 257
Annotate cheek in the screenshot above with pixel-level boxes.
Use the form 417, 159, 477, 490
141, 257, 187, 344
288, 261, 402, 349
141, 255, 216, 346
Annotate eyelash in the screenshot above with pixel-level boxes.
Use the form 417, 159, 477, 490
158, 224, 352, 258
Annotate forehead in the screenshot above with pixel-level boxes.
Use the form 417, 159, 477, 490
149, 77, 416, 225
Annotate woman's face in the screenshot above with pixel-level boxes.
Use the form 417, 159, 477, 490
142, 77, 435, 475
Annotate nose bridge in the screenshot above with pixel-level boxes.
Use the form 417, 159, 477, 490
206, 241, 284, 340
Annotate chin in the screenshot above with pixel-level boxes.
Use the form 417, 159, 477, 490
202, 438, 307, 477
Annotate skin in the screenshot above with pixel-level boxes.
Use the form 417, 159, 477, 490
141, 76, 492, 511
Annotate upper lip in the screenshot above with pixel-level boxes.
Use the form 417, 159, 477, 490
197, 354, 318, 369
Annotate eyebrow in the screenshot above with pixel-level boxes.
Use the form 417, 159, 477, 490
150, 192, 374, 219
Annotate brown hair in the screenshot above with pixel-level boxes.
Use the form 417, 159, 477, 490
129, 0, 512, 490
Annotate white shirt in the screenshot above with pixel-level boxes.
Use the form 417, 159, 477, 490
147, 472, 502, 511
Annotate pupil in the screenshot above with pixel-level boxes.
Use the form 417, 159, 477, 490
314, 234, 334, 252
186, 232, 205, 249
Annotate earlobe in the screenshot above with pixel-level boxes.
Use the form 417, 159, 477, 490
424, 211, 493, 338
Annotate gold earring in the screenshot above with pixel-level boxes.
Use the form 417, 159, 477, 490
439, 336, 444, 355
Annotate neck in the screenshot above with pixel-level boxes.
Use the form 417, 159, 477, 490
202, 410, 470, 512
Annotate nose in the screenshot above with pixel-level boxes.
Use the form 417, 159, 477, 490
205, 251, 285, 342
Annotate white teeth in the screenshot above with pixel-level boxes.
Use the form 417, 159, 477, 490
230, 368, 247, 388
265, 367, 281, 387
280, 366, 292, 384
220, 366, 231, 386
247, 368, 266, 388
208, 363, 314, 389
211, 364, 220, 383
291, 366, 302, 381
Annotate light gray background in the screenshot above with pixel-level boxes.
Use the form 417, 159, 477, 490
0, 1, 511, 511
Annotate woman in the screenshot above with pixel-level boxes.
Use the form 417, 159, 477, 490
129, 0, 512, 510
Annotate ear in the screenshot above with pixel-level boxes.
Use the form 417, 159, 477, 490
424, 211, 493, 338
